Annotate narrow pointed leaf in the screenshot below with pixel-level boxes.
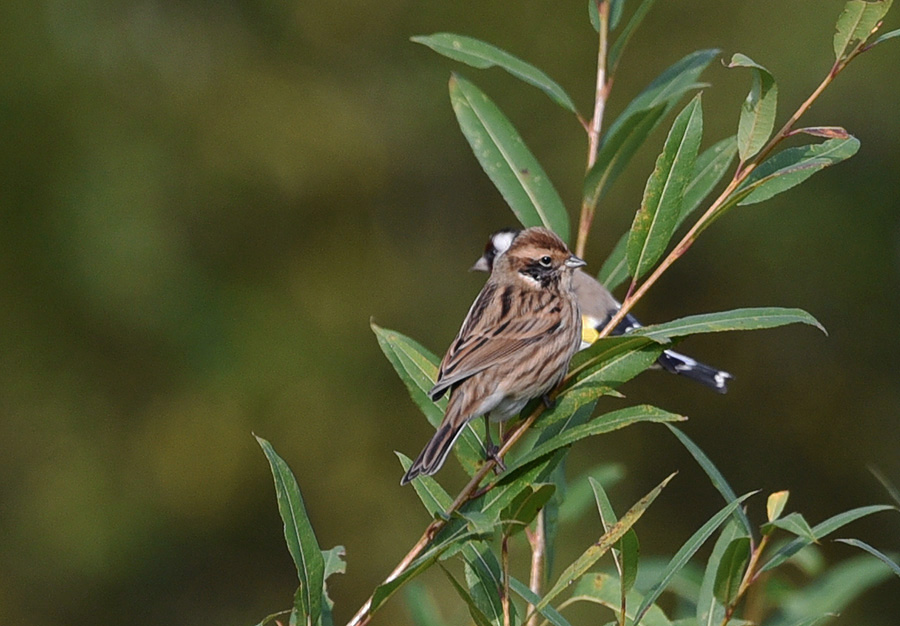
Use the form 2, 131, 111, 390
728, 54, 778, 161
536, 472, 676, 612
627, 95, 703, 280
834, 0, 894, 60
501, 483, 556, 535
872, 26, 900, 46
597, 231, 630, 291
737, 136, 860, 205
835, 538, 900, 578
607, 49, 719, 139
870, 466, 900, 506
679, 135, 738, 228
464, 543, 510, 626
566, 334, 665, 390
590, 477, 639, 593
696, 520, 746, 626
665, 425, 754, 537
374, 323, 483, 473
632, 307, 826, 341
635, 492, 756, 624
609, 0, 659, 69
510, 577, 574, 626
610, 0, 627, 30
450, 74, 569, 240
568, 573, 674, 626
558, 463, 626, 523
713, 537, 751, 605
760, 504, 897, 572
588, 0, 601, 31
512, 405, 684, 470
397, 453, 453, 516
256, 436, 325, 626
413, 34, 577, 113
763, 512, 818, 543
584, 104, 667, 209
791, 126, 851, 139
441, 566, 494, 626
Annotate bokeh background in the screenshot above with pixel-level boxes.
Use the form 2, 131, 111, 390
2, 0, 899, 624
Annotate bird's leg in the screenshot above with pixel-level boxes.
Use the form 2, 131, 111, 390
542, 394, 556, 410
483, 415, 506, 473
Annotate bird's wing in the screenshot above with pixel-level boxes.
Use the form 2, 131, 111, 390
428, 284, 565, 400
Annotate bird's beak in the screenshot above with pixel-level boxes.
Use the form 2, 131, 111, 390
565, 254, 587, 269
470, 257, 490, 272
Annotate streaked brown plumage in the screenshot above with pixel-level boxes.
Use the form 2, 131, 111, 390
401, 227, 585, 485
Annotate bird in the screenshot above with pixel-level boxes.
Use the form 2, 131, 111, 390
472, 228, 733, 393
401, 227, 586, 485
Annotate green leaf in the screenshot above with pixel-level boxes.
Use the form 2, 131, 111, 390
536, 472, 676, 612
679, 136, 738, 228
835, 538, 900, 578
727, 53, 778, 162
713, 537, 750, 605
610, 0, 626, 30
834, 0, 894, 60
584, 104, 667, 210
696, 520, 746, 626
567, 334, 665, 389
397, 453, 453, 517
512, 405, 684, 471
627, 95, 703, 280
760, 504, 897, 572
634, 492, 756, 624
870, 465, 900, 506
412, 33, 577, 113
871, 26, 900, 46
558, 463, 626, 523
609, 0, 659, 70
633, 307, 827, 341
569, 573, 674, 626
767, 490, 790, 522
763, 512, 818, 543
374, 323, 484, 474
253, 609, 291, 626
588, 0, 601, 32
501, 483, 556, 535
597, 231, 630, 291
736, 137, 860, 206
255, 436, 325, 626
450, 74, 570, 241
321, 546, 346, 580
464, 543, 510, 626
509, 577, 574, 626
665, 425, 754, 538
768, 554, 895, 626
441, 565, 494, 626
589, 477, 639, 593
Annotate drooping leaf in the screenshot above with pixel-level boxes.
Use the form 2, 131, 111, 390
696, 520, 746, 626
441, 565, 494, 626
255, 436, 325, 626
610, 0, 627, 30
509, 577, 574, 626
632, 307, 826, 341
833, 0, 894, 60
871, 26, 900, 46
767, 491, 790, 522
536, 472, 676, 612
412, 33, 577, 113
835, 538, 900, 578
584, 104, 667, 210
634, 493, 756, 624
464, 543, 510, 626
609, 0, 659, 70
791, 126, 851, 140
568, 573, 674, 626
713, 537, 751, 606
727, 54, 778, 162
511, 405, 684, 471
760, 504, 897, 572
450, 74, 570, 241
679, 135, 738, 228
374, 323, 483, 474
590, 477, 639, 593
665, 425, 754, 538
476, 452, 563, 521
558, 463, 626, 523
501, 483, 556, 535
736, 136, 860, 206
627, 95, 703, 280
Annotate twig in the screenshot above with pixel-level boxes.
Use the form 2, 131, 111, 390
525, 512, 547, 626
502, 533, 512, 626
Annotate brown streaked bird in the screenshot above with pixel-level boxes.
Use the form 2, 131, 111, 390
473, 228, 733, 393
401, 227, 586, 485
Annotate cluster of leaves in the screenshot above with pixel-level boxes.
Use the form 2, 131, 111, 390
252, 2, 900, 626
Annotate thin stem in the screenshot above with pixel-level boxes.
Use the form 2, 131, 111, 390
502, 533, 512, 626
525, 512, 547, 626
718, 533, 771, 626
576, 0, 611, 259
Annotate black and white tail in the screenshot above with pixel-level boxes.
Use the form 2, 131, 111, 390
656, 350, 732, 394
401, 421, 468, 485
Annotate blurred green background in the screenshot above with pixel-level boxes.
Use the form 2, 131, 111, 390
2, 0, 899, 624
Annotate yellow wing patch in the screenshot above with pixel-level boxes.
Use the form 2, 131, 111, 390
581, 316, 600, 344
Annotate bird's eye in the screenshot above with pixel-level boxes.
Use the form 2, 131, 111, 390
539, 255, 552, 267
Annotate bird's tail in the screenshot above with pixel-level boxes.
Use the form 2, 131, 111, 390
656, 349, 733, 394
401, 419, 469, 485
